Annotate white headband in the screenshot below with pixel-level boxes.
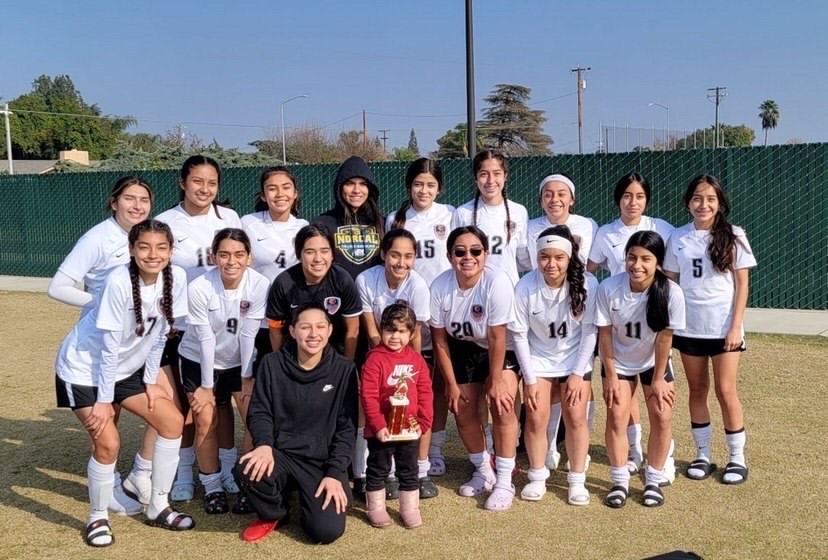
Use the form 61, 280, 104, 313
536, 234, 572, 257
539, 174, 575, 196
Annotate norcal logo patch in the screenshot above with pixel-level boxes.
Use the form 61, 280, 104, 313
334, 225, 380, 265
324, 296, 342, 315
433, 224, 447, 240
471, 304, 484, 321
240, 301, 251, 317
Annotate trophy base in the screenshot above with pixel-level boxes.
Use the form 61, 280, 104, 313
385, 430, 420, 442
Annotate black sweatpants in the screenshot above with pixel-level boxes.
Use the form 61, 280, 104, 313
366, 437, 419, 492
234, 449, 351, 544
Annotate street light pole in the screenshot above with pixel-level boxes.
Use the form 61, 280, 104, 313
280, 94, 309, 164
1, 103, 13, 175
648, 102, 669, 150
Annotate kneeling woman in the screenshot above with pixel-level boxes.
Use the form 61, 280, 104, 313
55, 220, 193, 547
511, 225, 598, 505
430, 226, 519, 511
177, 229, 270, 514
235, 303, 359, 544
596, 231, 685, 508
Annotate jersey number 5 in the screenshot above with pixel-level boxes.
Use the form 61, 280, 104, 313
692, 258, 703, 278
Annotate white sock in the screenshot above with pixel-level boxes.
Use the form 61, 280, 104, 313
177, 446, 195, 484
726, 429, 746, 466
132, 452, 152, 475
627, 424, 643, 457
219, 447, 237, 478
609, 466, 630, 490
354, 428, 368, 479
87, 457, 115, 524
692, 424, 713, 461
417, 459, 430, 479
645, 464, 665, 487
199, 471, 223, 495
429, 430, 447, 457
586, 400, 595, 433
567, 470, 586, 486
148, 435, 181, 518
494, 456, 515, 489
469, 450, 494, 477
547, 403, 562, 449
484, 424, 494, 456
527, 467, 550, 482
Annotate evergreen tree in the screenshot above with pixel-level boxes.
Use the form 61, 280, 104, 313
478, 84, 552, 156
407, 128, 420, 156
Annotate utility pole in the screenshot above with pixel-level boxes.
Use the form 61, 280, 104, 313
378, 129, 390, 152
707, 86, 727, 148
570, 66, 591, 154
1, 104, 12, 175
465, 0, 476, 157
362, 110, 368, 151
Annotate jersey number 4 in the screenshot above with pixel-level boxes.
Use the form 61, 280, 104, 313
274, 250, 287, 268
450, 321, 473, 338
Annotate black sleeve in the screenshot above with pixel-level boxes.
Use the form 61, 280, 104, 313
333, 266, 362, 317
266, 270, 290, 321
247, 356, 277, 448
323, 362, 359, 478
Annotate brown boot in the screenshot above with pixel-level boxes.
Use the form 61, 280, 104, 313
365, 490, 391, 528
398, 490, 422, 529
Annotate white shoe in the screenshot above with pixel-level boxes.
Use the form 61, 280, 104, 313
221, 472, 240, 494
110, 476, 144, 516
545, 449, 561, 470
122, 470, 152, 505
520, 480, 547, 501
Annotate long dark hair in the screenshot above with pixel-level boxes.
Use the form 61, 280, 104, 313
178, 155, 231, 217
472, 150, 514, 243
391, 158, 443, 229
684, 174, 735, 273
127, 220, 175, 337
613, 172, 651, 209
108, 176, 153, 216
537, 225, 586, 317
254, 166, 301, 217
625, 231, 670, 332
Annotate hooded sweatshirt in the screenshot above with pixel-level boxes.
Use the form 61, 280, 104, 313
313, 156, 383, 279
247, 342, 359, 478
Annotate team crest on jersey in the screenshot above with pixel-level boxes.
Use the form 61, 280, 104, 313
471, 304, 484, 321
334, 225, 380, 265
324, 296, 341, 315
240, 301, 251, 317
434, 224, 447, 240
506, 220, 517, 234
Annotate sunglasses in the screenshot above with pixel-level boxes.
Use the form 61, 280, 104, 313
452, 246, 484, 258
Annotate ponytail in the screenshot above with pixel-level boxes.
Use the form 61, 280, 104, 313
391, 199, 411, 230
625, 230, 671, 332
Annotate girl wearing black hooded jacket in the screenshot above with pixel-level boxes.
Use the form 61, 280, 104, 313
313, 156, 384, 279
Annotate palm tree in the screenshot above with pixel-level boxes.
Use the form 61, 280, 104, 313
758, 100, 780, 146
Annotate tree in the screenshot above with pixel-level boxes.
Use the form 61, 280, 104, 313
335, 130, 388, 161
250, 126, 338, 164
407, 129, 420, 157
758, 99, 780, 146
674, 124, 755, 149
433, 123, 484, 159
392, 147, 417, 161
0, 74, 134, 159
478, 83, 552, 156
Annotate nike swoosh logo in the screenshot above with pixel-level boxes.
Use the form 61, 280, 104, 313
290, 304, 298, 309
176, 237, 188, 243
611, 242, 623, 248
611, 307, 620, 311
532, 310, 543, 315
677, 247, 684, 251
322, 384, 334, 392
208, 307, 220, 311
257, 236, 268, 242
114, 252, 126, 258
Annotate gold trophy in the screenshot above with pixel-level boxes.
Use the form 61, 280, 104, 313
386, 377, 420, 441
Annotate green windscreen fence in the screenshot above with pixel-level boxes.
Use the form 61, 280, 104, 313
0, 144, 825, 309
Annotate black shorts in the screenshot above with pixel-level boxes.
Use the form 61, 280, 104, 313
446, 337, 519, 385
558, 371, 594, 384
601, 361, 675, 386
252, 327, 272, 378
673, 335, 746, 357
179, 356, 242, 406
421, 349, 434, 366
55, 368, 145, 410
160, 331, 182, 368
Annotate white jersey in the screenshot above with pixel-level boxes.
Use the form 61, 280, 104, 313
57, 217, 129, 314
594, 272, 685, 375
589, 216, 674, 275
178, 268, 269, 369
55, 264, 188, 390
452, 198, 530, 286
241, 211, 309, 284
510, 270, 599, 377
527, 214, 598, 268
430, 266, 514, 350
385, 202, 455, 284
664, 224, 757, 338
155, 203, 242, 283
355, 265, 431, 348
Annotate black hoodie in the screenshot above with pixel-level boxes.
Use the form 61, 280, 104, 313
313, 156, 383, 279
247, 342, 358, 478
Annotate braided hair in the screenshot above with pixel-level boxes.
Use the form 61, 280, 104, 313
537, 225, 587, 317
472, 150, 513, 243
391, 158, 443, 229
683, 174, 736, 273
127, 219, 175, 337
625, 231, 671, 332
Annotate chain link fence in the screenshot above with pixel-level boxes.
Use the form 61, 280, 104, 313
1, 144, 825, 309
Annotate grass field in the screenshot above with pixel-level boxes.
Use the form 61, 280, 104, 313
0, 291, 825, 560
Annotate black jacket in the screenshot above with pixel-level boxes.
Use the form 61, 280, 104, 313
247, 342, 358, 478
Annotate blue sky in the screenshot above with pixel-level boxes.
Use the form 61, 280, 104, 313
2, 0, 826, 154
